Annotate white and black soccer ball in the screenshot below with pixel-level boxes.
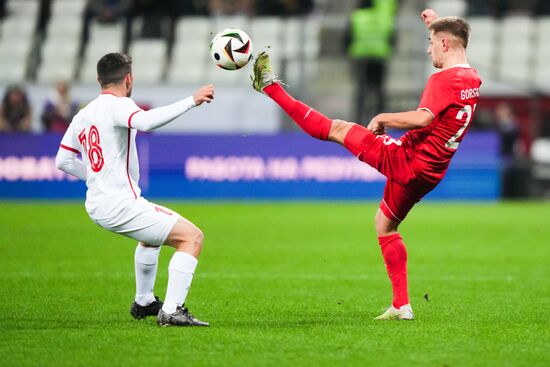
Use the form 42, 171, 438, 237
210, 28, 254, 70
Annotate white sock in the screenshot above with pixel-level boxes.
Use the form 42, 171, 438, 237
162, 251, 198, 314
134, 244, 161, 306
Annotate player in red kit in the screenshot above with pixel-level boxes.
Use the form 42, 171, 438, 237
252, 9, 482, 320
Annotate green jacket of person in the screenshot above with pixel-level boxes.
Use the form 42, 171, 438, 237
348, 0, 397, 59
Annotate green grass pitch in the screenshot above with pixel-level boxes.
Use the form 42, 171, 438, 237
1, 201, 549, 366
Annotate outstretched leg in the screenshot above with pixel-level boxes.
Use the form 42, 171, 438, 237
253, 52, 357, 142
264, 81, 358, 146
263, 82, 333, 140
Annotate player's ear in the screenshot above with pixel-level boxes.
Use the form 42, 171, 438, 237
124, 72, 132, 87
441, 37, 449, 51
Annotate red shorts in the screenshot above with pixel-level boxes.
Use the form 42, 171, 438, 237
343, 125, 438, 222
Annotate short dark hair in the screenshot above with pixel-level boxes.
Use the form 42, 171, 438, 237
97, 53, 132, 87
429, 16, 471, 48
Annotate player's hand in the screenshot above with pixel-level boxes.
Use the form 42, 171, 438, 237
193, 84, 215, 106
421, 9, 439, 27
367, 116, 386, 135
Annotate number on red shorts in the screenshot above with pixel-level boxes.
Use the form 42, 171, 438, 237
78, 125, 105, 172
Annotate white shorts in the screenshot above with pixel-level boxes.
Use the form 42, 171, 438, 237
93, 197, 180, 246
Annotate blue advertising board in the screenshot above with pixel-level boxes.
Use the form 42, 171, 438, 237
0, 132, 500, 200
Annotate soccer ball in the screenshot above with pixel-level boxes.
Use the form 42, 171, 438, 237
210, 28, 254, 70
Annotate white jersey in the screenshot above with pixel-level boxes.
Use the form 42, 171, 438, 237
59, 92, 196, 226
60, 93, 142, 222
57, 92, 198, 244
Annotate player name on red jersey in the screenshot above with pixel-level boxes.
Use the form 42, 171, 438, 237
460, 88, 479, 100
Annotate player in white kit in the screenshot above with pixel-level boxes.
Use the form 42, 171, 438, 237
56, 53, 214, 327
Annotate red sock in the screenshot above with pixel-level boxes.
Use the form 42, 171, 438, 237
264, 83, 332, 140
378, 233, 409, 308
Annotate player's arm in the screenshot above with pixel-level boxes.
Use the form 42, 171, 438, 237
55, 123, 86, 180
364, 9, 440, 135
367, 110, 434, 134
128, 85, 215, 132
55, 147, 87, 180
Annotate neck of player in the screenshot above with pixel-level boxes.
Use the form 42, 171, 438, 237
442, 49, 468, 70
101, 85, 127, 97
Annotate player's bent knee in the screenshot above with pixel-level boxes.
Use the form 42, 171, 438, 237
192, 227, 204, 248
181, 225, 204, 253
374, 212, 384, 235
165, 219, 203, 253
182, 227, 204, 257
375, 210, 399, 237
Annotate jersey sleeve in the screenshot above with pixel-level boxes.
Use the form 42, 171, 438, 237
59, 122, 80, 153
129, 96, 196, 132
112, 97, 143, 128
417, 74, 455, 118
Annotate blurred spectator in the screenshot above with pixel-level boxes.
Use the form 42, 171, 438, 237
255, 0, 286, 15
466, 0, 547, 17
0, 0, 6, 19
466, 0, 509, 17
541, 113, 550, 137
346, 0, 397, 123
494, 102, 526, 197
209, 0, 253, 16
85, 0, 129, 24
81, 0, 130, 54
0, 86, 32, 133
506, 0, 539, 15
136, 0, 165, 38
535, 0, 550, 15
495, 102, 520, 160
37, 0, 52, 34
255, 0, 314, 15
281, 0, 314, 15
41, 81, 80, 133
126, 0, 173, 40
169, 0, 210, 16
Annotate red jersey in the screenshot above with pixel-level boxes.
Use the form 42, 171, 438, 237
402, 65, 482, 183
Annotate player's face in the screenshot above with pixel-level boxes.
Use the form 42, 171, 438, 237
427, 31, 444, 69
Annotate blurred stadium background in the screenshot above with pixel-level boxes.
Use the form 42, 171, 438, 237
1, 2, 549, 365
1, 0, 550, 200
